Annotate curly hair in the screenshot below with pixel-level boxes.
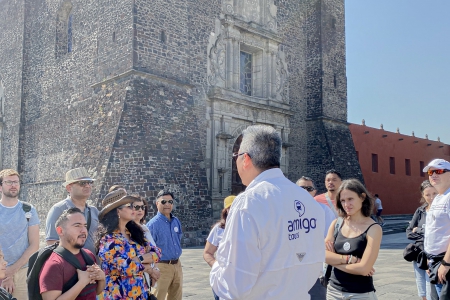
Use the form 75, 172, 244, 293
336, 179, 374, 218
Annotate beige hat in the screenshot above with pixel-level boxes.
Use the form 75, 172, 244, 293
63, 167, 96, 187
99, 190, 135, 220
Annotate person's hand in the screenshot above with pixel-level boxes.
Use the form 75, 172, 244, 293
77, 269, 92, 286
412, 227, 418, 233
325, 241, 335, 253
4, 266, 18, 279
87, 264, 105, 284
150, 268, 160, 282
438, 264, 450, 283
366, 267, 375, 276
0, 277, 15, 294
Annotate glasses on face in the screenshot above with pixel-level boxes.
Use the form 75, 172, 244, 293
427, 169, 450, 176
160, 200, 174, 205
300, 186, 315, 192
2, 180, 20, 186
133, 205, 146, 211
232, 152, 250, 161
76, 181, 94, 187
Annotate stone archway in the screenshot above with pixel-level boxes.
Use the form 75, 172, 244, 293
231, 134, 246, 195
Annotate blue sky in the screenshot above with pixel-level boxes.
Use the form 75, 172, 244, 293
345, 1, 450, 144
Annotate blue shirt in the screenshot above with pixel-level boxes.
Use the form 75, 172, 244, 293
0, 201, 40, 267
146, 212, 182, 261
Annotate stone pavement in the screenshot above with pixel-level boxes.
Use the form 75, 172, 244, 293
179, 232, 422, 299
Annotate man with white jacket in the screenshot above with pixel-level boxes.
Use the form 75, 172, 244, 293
210, 125, 325, 299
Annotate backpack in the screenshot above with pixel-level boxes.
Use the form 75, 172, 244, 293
0, 287, 16, 300
26, 243, 95, 300
21, 202, 32, 222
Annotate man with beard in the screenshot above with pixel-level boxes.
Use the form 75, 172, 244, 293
46, 167, 99, 254
0, 169, 40, 299
314, 170, 342, 218
39, 208, 105, 299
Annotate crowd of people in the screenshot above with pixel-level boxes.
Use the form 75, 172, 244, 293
0, 125, 449, 300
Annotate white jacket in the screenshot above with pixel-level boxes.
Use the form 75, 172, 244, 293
210, 168, 325, 299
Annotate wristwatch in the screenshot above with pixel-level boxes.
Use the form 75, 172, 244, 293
138, 255, 144, 262
442, 259, 450, 267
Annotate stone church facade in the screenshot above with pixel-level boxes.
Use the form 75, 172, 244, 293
0, 0, 362, 245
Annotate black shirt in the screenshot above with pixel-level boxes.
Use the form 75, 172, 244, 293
329, 222, 379, 293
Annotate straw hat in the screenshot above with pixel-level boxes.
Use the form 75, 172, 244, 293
98, 190, 133, 220
224, 195, 236, 209
62, 167, 96, 187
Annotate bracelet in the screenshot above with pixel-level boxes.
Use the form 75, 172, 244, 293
442, 259, 450, 267
340, 255, 344, 264
346, 255, 350, 264
348, 255, 353, 264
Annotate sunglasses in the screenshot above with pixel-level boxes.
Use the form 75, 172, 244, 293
427, 169, 450, 176
300, 186, 315, 192
76, 181, 94, 187
160, 200, 174, 205
133, 205, 146, 211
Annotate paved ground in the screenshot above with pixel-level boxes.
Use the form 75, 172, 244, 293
179, 232, 422, 299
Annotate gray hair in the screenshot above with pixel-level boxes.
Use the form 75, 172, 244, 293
296, 176, 316, 189
239, 125, 282, 170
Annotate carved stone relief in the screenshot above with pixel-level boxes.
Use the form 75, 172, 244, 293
276, 48, 289, 103
222, 0, 277, 32
207, 32, 226, 87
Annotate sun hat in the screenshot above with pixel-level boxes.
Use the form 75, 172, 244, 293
98, 190, 135, 220
423, 159, 450, 172
62, 167, 96, 187
224, 195, 236, 209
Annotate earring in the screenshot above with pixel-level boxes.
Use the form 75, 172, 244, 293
118, 215, 120, 219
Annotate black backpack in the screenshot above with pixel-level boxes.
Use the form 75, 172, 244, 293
0, 287, 16, 300
27, 243, 95, 300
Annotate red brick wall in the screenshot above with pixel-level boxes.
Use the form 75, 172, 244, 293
349, 124, 450, 215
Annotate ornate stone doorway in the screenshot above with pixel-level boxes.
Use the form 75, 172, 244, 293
231, 135, 246, 195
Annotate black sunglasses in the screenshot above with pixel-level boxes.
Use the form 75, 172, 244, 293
133, 205, 146, 211
160, 200, 174, 205
76, 181, 94, 187
300, 186, 315, 192
427, 169, 450, 176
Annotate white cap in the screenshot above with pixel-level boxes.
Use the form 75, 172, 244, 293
423, 159, 450, 172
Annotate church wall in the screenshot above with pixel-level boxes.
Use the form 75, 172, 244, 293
5, 0, 134, 222
0, 0, 25, 170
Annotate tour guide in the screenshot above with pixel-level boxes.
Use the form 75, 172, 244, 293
210, 125, 325, 299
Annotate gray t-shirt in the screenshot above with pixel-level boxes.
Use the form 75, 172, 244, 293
45, 198, 99, 254
0, 201, 40, 267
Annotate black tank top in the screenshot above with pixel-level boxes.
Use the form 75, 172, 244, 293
329, 222, 379, 293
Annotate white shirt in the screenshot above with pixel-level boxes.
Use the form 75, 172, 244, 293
207, 224, 224, 247
319, 203, 336, 238
375, 198, 383, 210
210, 169, 325, 300
425, 188, 450, 255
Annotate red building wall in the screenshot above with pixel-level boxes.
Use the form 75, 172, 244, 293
349, 123, 450, 215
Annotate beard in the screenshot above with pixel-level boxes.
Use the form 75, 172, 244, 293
68, 236, 86, 249
74, 242, 85, 249
3, 189, 19, 198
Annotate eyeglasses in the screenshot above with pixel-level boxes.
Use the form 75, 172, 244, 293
160, 200, 174, 205
76, 181, 94, 187
427, 169, 450, 176
133, 205, 146, 211
119, 204, 132, 209
2, 180, 20, 186
232, 152, 250, 161
300, 186, 315, 192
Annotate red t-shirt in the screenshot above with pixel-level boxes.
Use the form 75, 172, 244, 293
314, 193, 337, 208
39, 249, 97, 300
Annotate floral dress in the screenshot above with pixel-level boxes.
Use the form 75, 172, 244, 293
98, 229, 162, 300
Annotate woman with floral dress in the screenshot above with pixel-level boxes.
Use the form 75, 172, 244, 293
96, 190, 161, 299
